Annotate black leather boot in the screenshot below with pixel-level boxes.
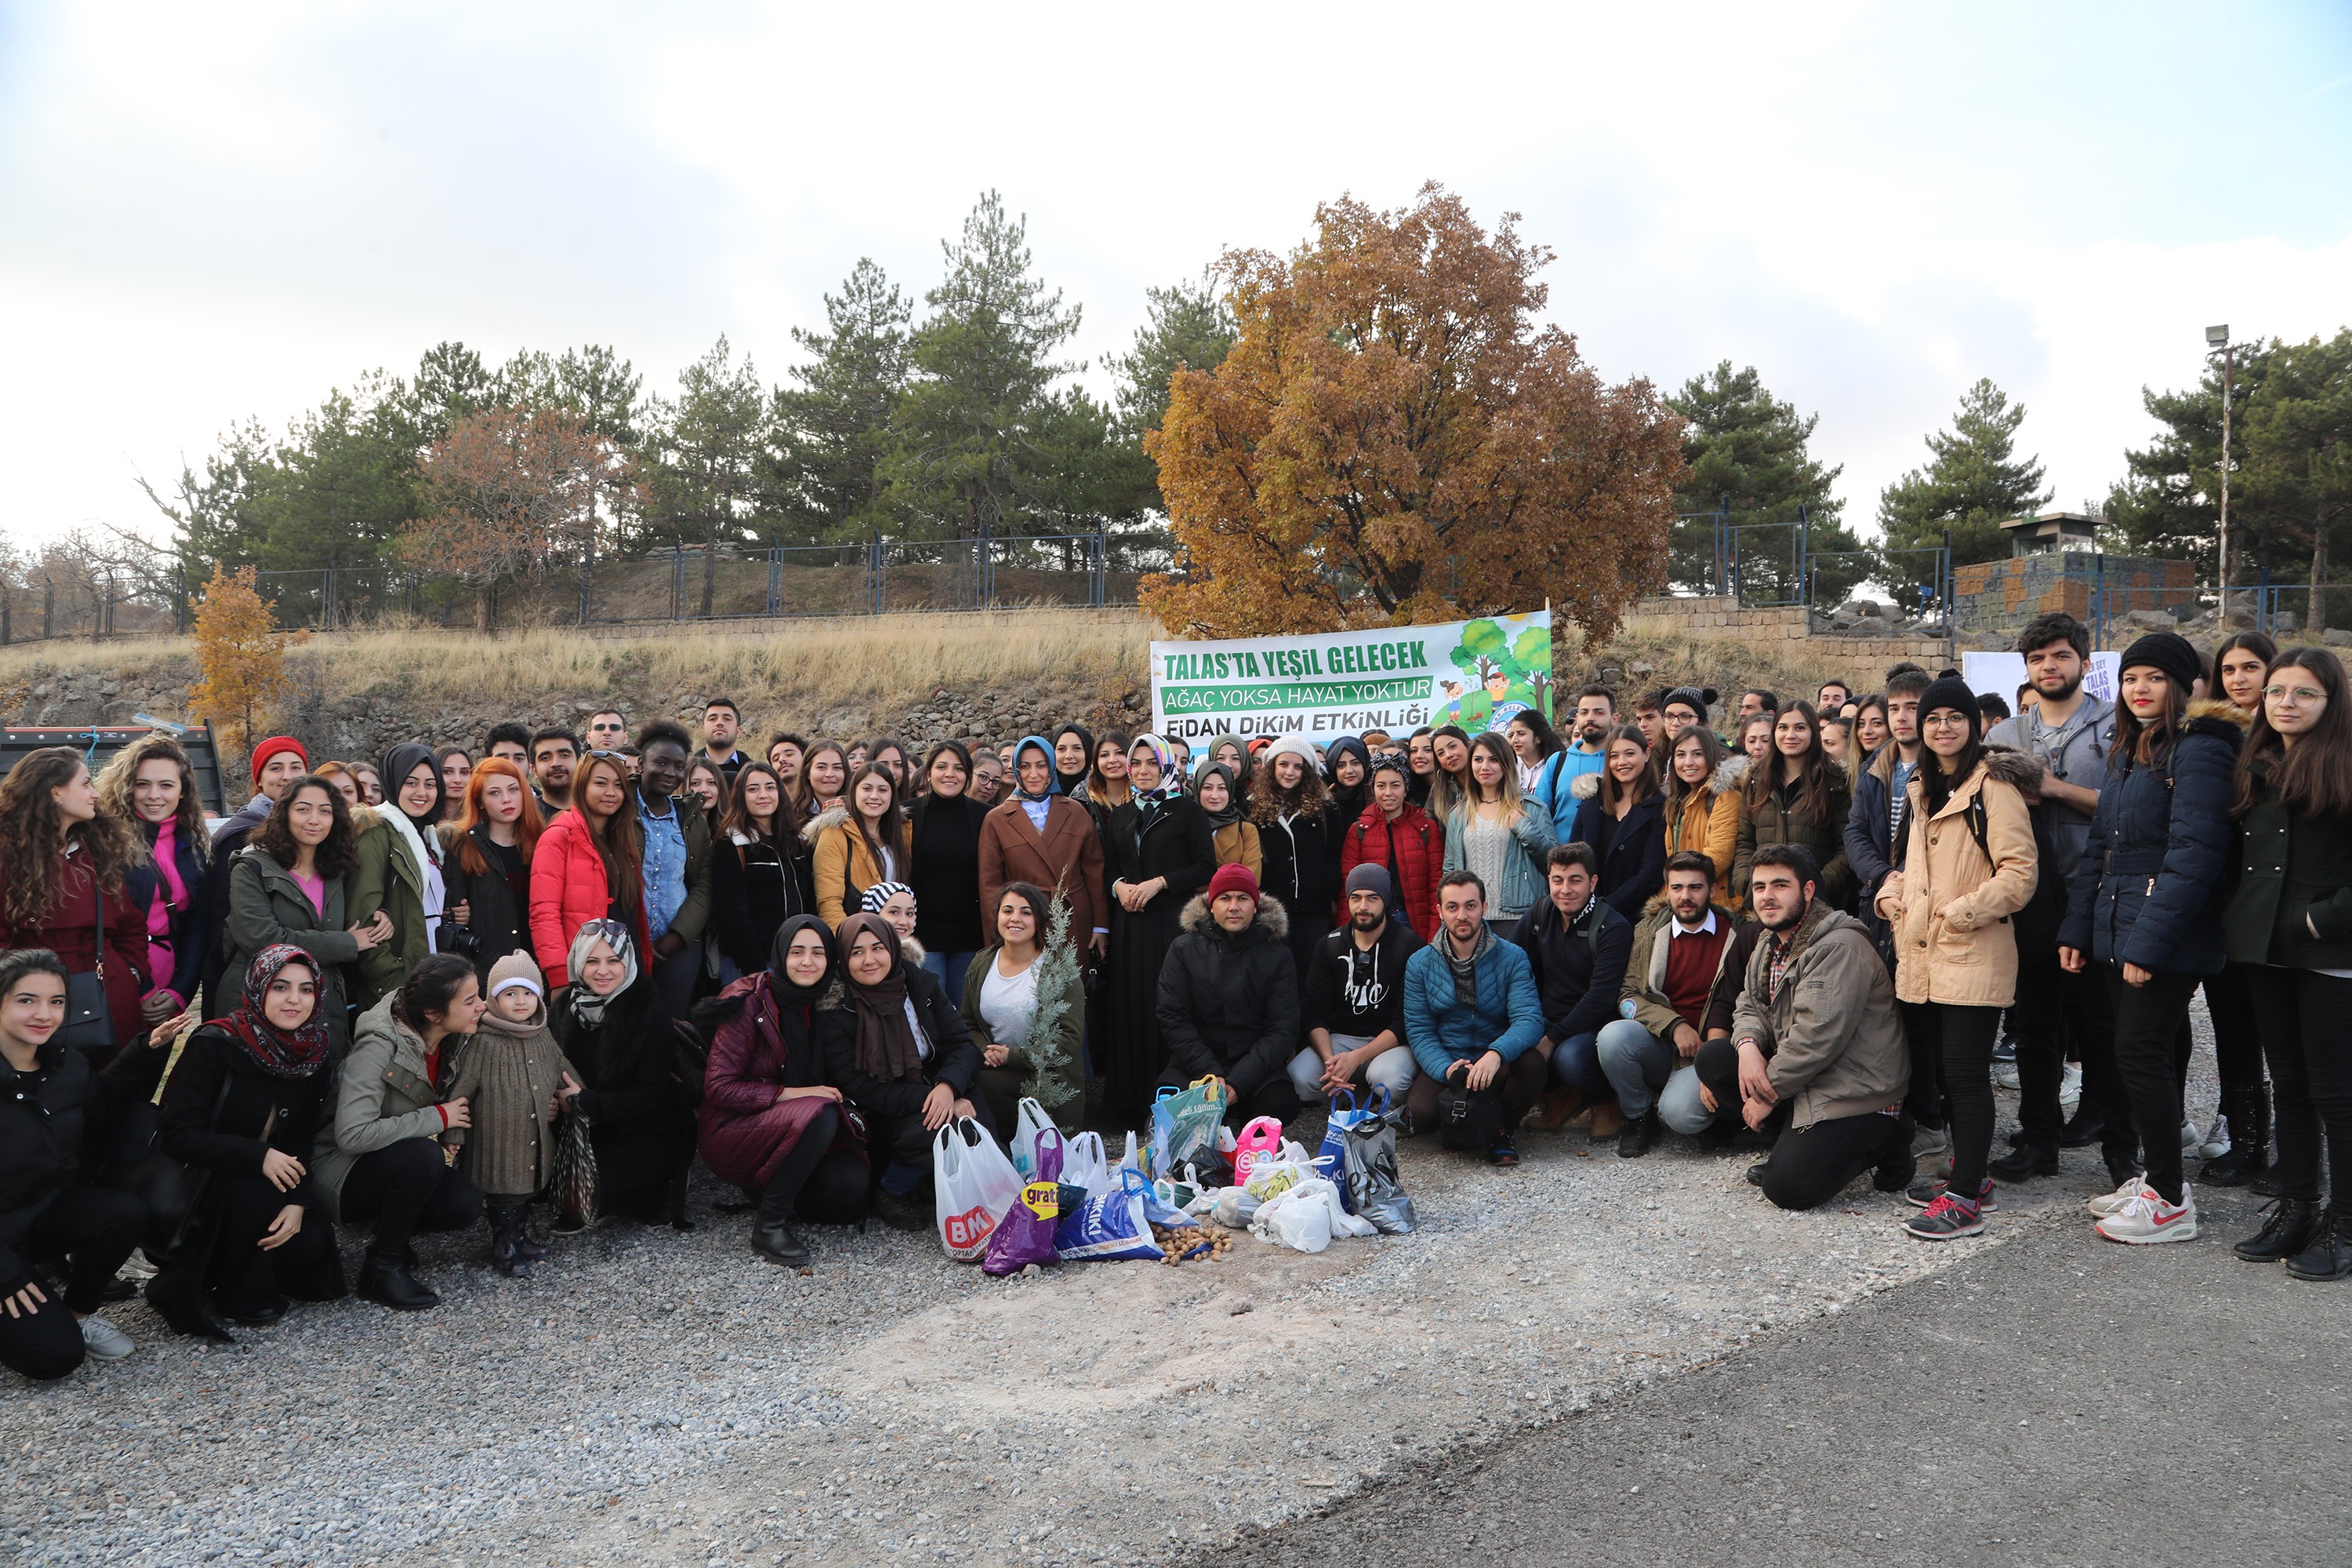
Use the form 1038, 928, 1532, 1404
511, 1212, 550, 1263
2285, 1210, 2352, 1282
2058, 1105, 2106, 1149
2202, 1083, 2270, 1186
357, 1248, 440, 1311
488, 1207, 529, 1278
751, 1219, 812, 1268
1988, 1141, 2059, 1183
2234, 1198, 2324, 1263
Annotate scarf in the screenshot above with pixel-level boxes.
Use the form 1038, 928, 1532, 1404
1327, 736, 1372, 826
1442, 920, 1493, 1010
565, 918, 638, 1029
838, 911, 924, 1083
1129, 735, 1181, 815
217, 944, 333, 1080
1013, 735, 1059, 804
1192, 761, 1243, 828
1048, 724, 1095, 798
767, 913, 837, 1007
144, 816, 187, 988
379, 742, 447, 946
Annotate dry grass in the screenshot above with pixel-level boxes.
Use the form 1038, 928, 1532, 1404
0, 608, 1156, 711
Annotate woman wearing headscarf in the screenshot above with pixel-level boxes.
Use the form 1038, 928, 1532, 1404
1319, 735, 1373, 912
1203, 733, 1250, 789
149, 946, 347, 1340
819, 912, 984, 1232
1102, 735, 1218, 1118
1252, 735, 1336, 976
1050, 723, 1098, 803
1193, 762, 1261, 877
546, 919, 695, 1230
699, 915, 869, 1267
349, 742, 450, 1010
977, 735, 1108, 964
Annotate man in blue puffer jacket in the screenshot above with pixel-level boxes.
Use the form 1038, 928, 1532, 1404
1403, 870, 1544, 1165
2058, 632, 2241, 1246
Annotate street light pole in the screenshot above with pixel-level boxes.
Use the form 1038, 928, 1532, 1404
2207, 323, 2232, 613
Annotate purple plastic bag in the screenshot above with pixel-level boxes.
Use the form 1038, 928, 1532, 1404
983, 1128, 1065, 1276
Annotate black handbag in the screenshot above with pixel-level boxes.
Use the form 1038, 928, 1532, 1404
132, 1073, 235, 1270
53, 882, 117, 1055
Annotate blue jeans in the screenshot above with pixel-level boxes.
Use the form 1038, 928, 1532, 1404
1549, 1030, 1610, 1100
921, 949, 977, 1001
1597, 1017, 1711, 1131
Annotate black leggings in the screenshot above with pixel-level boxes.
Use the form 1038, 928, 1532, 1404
2244, 967, 2352, 1207
1903, 1002, 2003, 1192
2204, 965, 2268, 1149
0, 1186, 145, 1381
208, 1171, 342, 1308
338, 1138, 483, 1258
757, 1106, 868, 1225
2103, 966, 2201, 1204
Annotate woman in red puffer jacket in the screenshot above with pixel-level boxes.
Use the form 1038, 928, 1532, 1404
1336, 755, 1446, 941
528, 754, 648, 985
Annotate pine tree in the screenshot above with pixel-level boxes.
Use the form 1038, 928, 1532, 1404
1667, 362, 1866, 603
1877, 378, 2051, 568
769, 259, 912, 545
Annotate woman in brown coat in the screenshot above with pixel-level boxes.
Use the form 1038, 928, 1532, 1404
976, 735, 1107, 961
1874, 676, 2038, 1241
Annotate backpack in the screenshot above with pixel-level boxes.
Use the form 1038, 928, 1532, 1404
1960, 794, 2066, 953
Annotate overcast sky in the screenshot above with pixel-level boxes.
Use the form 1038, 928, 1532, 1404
3, 2, 2348, 550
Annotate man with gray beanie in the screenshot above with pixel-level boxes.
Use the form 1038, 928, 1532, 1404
1291, 863, 1425, 1105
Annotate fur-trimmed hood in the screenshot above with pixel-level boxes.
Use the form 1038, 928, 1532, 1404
801, 804, 850, 846
1570, 771, 1602, 801
2187, 695, 2254, 738
1980, 746, 2045, 791
1712, 753, 1751, 793
1177, 890, 1291, 941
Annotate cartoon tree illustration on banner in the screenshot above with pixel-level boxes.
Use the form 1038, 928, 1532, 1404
1443, 617, 1552, 731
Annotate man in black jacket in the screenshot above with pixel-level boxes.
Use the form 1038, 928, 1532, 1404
1289, 864, 1423, 1108
1157, 864, 1301, 1127
1518, 842, 1635, 1134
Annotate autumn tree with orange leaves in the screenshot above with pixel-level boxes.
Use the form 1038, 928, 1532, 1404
1142, 185, 1686, 642
400, 405, 636, 629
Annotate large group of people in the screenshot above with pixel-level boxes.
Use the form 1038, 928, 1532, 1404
5, 610, 2350, 1385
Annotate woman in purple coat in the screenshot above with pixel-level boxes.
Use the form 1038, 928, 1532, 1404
696, 914, 868, 1269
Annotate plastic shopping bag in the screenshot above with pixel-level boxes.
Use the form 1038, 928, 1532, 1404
1009, 1098, 1058, 1181
1231, 1116, 1285, 1187
1116, 1131, 1144, 1181
935, 1117, 1023, 1263
1054, 1168, 1163, 1262
1342, 1098, 1417, 1234
1318, 1089, 1374, 1214
985, 1128, 1065, 1276
1062, 1131, 1113, 1197
1250, 1180, 1335, 1253
1149, 1077, 1229, 1177
1242, 1154, 1311, 1204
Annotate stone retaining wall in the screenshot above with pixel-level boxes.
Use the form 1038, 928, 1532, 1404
1617, 596, 1953, 690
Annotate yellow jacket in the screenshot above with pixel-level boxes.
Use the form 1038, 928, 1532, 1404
1664, 757, 1746, 912
806, 808, 892, 928
1210, 820, 1262, 880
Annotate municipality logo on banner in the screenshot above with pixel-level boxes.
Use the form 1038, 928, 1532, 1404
1150, 611, 1553, 756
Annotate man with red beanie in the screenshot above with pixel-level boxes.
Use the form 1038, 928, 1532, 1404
193, 736, 310, 1014
1156, 862, 1302, 1127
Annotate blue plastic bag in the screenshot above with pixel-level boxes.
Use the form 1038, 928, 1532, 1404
1317, 1088, 1379, 1214
1054, 1168, 1162, 1262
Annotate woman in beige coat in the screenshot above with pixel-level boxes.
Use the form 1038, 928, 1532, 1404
1873, 676, 2038, 1241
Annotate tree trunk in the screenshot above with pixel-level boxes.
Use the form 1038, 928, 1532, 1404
2313, 503, 2332, 636
700, 528, 717, 619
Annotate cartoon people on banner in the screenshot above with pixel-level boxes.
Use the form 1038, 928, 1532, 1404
1436, 615, 1553, 732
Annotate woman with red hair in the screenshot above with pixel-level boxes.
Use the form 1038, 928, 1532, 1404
442, 757, 545, 982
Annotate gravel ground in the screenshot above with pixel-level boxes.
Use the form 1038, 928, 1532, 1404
9, 1013, 2226, 1567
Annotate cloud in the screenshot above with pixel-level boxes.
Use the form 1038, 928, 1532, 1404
2, 1, 2347, 549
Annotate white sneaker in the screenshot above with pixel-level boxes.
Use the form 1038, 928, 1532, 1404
2094, 1185, 2198, 1244
2198, 1115, 2232, 1161
78, 1316, 136, 1360
2180, 1117, 2202, 1153
2087, 1174, 2150, 1218
2060, 1062, 2083, 1114
1994, 1064, 2022, 1091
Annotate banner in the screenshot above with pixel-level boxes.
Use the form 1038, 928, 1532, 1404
1150, 611, 1553, 757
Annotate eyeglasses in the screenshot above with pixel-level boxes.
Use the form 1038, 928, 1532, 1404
2263, 685, 2327, 704
1922, 713, 1973, 727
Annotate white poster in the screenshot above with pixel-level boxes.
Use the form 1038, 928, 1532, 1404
1150, 611, 1553, 758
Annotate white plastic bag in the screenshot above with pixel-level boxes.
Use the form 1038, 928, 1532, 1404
1242, 1156, 1311, 1203
1251, 1182, 1334, 1253
1116, 1130, 1144, 1180
934, 1117, 1022, 1263
1062, 1131, 1113, 1197
1210, 1186, 1258, 1229
1008, 1098, 1057, 1181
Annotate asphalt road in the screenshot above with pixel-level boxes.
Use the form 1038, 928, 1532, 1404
1203, 1186, 2350, 1568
